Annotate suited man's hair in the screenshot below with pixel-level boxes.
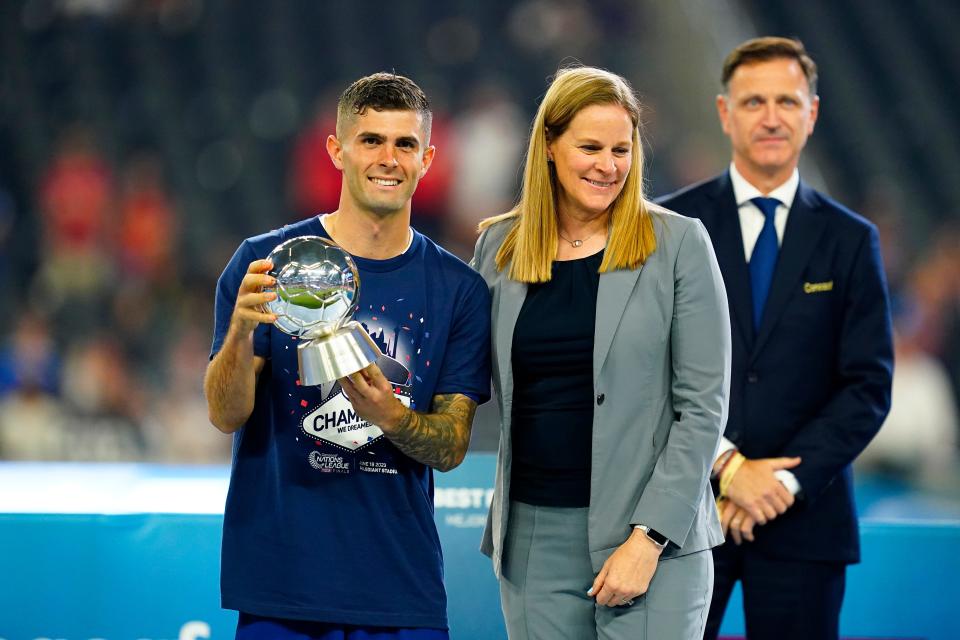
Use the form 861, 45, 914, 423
479, 65, 657, 283
336, 73, 432, 143
722, 37, 818, 95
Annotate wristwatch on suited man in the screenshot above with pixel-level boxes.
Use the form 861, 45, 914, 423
635, 524, 669, 549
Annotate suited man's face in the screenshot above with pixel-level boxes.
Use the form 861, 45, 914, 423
717, 58, 819, 186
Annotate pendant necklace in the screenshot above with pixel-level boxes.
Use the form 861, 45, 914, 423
558, 228, 601, 248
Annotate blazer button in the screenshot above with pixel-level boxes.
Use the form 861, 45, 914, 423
747, 371, 759, 383
596, 393, 605, 406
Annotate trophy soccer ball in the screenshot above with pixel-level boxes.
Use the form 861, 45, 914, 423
263, 236, 359, 338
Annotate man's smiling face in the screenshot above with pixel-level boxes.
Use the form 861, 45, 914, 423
328, 108, 434, 218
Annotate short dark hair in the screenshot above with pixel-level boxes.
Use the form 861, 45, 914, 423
722, 36, 818, 94
336, 72, 432, 141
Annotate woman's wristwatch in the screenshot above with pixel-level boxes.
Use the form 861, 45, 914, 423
634, 524, 669, 549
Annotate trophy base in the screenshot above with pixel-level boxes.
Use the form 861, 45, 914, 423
297, 321, 383, 385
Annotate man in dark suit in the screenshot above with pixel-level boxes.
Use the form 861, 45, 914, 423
657, 37, 893, 640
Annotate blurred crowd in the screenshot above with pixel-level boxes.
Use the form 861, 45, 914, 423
0, 125, 224, 462
0, 0, 957, 500
855, 205, 960, 490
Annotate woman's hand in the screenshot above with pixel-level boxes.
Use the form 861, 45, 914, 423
588, 528, 663, 607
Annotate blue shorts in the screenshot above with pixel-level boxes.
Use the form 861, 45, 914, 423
236, 613, 449, 640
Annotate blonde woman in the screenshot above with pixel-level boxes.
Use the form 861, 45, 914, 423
471, 66, 731, 639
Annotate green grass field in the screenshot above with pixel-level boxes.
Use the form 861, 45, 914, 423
276, 286, 345, 309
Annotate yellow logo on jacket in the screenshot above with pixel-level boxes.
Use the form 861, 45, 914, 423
803, 280, 833, 294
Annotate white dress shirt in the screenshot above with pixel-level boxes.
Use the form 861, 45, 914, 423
715, 164, 802, 496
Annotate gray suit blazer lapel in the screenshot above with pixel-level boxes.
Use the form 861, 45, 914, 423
495, 276, 527, 402
594, 266, 643, 385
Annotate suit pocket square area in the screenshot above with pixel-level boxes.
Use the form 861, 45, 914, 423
803, 280, 833, 294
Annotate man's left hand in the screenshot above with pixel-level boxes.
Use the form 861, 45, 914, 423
588, 528, 663, 607
338, 364, 406, 432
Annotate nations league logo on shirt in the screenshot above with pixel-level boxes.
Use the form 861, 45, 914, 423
308, 451, 351, 473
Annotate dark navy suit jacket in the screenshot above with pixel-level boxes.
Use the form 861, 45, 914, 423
657, 172, 893, 564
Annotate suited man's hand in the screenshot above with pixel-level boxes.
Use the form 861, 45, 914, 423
725, 456, 801, 524
719, 499, 756, 544
588, 528, 662, 607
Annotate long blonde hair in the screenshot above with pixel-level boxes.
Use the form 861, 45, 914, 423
480, 66, 657, 283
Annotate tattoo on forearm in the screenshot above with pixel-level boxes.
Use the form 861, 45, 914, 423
388, 393, 477, 471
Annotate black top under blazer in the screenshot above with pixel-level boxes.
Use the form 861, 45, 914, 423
657, 172, 894, 565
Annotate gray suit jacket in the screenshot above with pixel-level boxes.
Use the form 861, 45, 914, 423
472, 206, 731, 577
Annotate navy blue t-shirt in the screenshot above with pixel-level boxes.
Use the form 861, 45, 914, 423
210, 216, 491, 628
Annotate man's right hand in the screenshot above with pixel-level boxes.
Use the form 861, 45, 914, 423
723, 456, 801, 525
231, 259, 277, 335
205, 258, 274, 433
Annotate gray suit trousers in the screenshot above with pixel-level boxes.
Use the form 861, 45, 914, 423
500, 501, 713, 640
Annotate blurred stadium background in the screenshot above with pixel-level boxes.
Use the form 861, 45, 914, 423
0, 0, 958, 636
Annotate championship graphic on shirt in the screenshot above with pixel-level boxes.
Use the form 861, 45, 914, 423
295, 301, 425, 473
299, 370, 412, 452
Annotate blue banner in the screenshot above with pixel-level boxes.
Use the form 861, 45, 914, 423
0, 459, 958, 639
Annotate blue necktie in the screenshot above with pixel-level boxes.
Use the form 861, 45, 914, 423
749, 197, 781, 333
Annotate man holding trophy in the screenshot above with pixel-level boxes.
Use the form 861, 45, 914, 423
205, 73, 492, 639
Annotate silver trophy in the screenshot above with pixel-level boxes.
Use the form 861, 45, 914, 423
262, 236, 381, 385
